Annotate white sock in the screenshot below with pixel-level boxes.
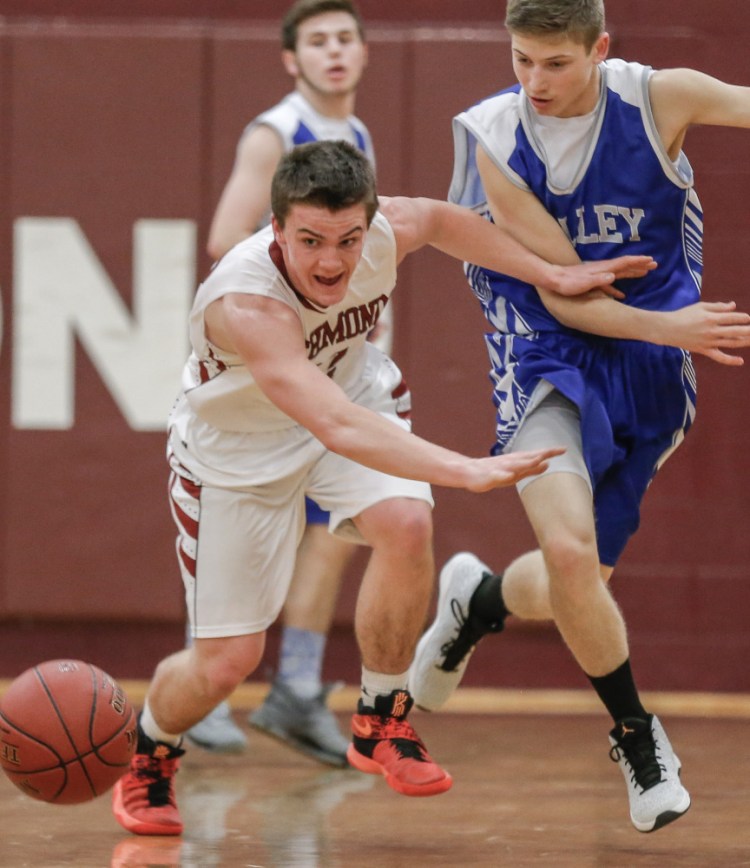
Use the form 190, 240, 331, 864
360, 667, 410, 706
140, 699, 183, 747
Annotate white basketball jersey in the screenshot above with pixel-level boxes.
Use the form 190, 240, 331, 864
172, 211, 397, 437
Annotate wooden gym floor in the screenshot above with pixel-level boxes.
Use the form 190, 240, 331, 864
0, 684, 749, 868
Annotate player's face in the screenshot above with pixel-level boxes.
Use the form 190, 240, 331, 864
510, 32, 609, 118
272, 203, 368, 308
284, 12, 368, 98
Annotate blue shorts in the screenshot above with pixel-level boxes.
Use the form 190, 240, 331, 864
304, 496, 329, 526
490, 334, 697, 567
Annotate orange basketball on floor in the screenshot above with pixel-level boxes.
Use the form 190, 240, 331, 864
0, 659, 137, 805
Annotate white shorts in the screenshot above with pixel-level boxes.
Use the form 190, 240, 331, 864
168, 366, 433, 638
511, 388, 592, 493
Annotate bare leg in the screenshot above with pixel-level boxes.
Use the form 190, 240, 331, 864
347, 497, 452, 797
148, 633, 265, 735
519, 472, 627, 676
352, 498, 434, 673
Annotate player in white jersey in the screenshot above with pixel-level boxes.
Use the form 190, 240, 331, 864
111, 139, 659, 837
192, 0, 378, 762
410, 0, 750, 835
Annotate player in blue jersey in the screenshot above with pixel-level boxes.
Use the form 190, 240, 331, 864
409, 0, 750, 834
189, 0, 375, 763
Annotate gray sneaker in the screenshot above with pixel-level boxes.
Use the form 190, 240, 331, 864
249, 679, 349, 767
185, 701, 248, 753
609, 714, 690, 832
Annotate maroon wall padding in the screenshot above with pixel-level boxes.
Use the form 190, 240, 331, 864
0, 7, 748, 690
2, 23, 207, 621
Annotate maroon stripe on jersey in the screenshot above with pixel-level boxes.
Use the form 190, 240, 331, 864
198, 347, 228, 384
178, 473, 201, 503
178, 543, 196, 579
391, 379, 409, 400
168, 466, 200, 580
391, 377, 412, 420
171, 494, 198, 539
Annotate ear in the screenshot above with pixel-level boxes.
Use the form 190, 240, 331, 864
281, 49, 299, 78
593, 32, 610, 64
271, 215, 285, 246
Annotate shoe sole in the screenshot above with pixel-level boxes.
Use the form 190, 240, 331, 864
184, 732, 247, 754
633, 792, 691, 833
112, 779, 184, 837
249, 717, 349, 768
346, 744, 453, 797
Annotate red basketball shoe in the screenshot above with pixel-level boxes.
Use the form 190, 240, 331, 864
346, 689, 452, 797
112, 729, 185, 836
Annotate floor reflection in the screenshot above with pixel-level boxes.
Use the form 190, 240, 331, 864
249, 769, 375, 867
109, 763, 375, 868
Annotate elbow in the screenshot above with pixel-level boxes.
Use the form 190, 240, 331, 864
206, 235, 226, 262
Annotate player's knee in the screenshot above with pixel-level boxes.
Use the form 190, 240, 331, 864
383, 501, 433, 557
542, 529, 597, 587
192, 636, 264, 698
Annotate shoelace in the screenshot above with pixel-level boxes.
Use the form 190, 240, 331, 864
439, 598, 497, 672
358, 716, 420, 742
369, 718, 430, 762
130, 757, 177, 807
609, 734, 665, 791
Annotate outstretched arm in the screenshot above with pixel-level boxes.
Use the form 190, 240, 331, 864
206, 292, 564, 491
475, 146, 750, 364
379, 195, 654, 298
547, 295, 750, 366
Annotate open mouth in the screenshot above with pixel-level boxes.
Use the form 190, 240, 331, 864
315, 274, 343, 287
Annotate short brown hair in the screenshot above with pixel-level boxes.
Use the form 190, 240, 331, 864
281, 0, 365, 52
271, 140, 378, 227
505, 0, 605, 50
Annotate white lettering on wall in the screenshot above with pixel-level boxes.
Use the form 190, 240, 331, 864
12, 218, 195, 431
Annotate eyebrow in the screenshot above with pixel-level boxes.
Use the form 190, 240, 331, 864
304, 27, 357, 39
513, 48, 574, 61
297, 226, 364, 240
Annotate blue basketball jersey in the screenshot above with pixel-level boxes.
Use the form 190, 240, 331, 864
242, 91, 376, 240
250, 91, 375, 166
449, 59, 700, 565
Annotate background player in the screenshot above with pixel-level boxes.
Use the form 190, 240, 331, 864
410, 0, 750, 834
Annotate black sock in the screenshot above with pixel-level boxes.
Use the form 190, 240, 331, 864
469, 572, 511, 628
588, 659, 648, 724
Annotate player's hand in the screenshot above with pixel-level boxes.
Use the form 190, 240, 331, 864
548, 255, 657, 299
663, 300, 750, 366
464, 446, 566, 492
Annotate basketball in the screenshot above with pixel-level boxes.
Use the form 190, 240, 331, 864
0, 659, 137, 805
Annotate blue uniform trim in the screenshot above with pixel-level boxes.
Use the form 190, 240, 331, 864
292, 121, 317, 146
